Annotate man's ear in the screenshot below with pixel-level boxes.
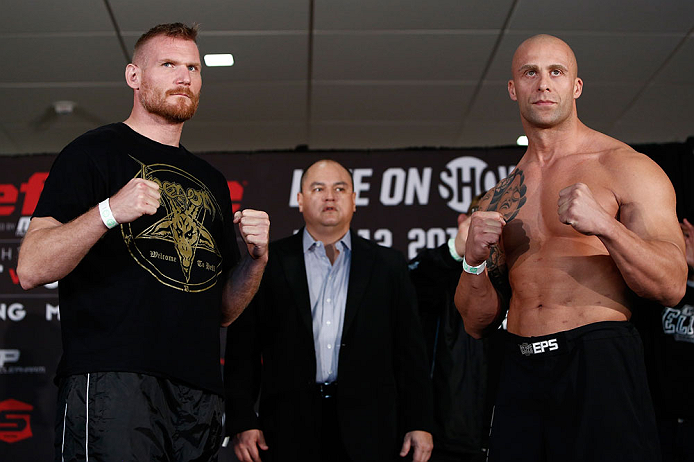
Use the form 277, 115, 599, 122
508, 80, 517, 101
573, 77, 583, 99
297, 192, 304, 212
125, 63, 140, 90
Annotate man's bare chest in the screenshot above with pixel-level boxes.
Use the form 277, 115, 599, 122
485, 163, 619, 256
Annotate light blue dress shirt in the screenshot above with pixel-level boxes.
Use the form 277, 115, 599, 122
303, 228, 351, 384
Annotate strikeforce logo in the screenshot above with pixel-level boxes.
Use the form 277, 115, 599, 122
0, 399, 34, 443
519, 339, 559, 356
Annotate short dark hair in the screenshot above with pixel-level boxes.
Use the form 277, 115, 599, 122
133, 23, 199, 62
300, 159, 354, 192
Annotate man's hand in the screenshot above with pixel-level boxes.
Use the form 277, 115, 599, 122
454, 213, 471, 257
232, 429, 268, 462
557, 183, 611, 236
400, 430, 433, 462
464, 211, 505, 266
108, 178, 161, 224
234, 209, 270, 260
681, 219, 694, 269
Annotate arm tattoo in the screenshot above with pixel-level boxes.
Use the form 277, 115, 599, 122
480, 168, 527, 310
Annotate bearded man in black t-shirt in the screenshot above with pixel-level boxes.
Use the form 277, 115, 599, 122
17, 23, 269, 462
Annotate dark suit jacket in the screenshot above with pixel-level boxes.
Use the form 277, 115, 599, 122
224, 229, 433, 462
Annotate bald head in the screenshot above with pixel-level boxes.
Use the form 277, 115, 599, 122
512, 34, 578, 79
507, 34, 583, 130
300, 159, 354, 192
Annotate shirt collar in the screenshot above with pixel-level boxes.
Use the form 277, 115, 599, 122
303, 228, 352, 253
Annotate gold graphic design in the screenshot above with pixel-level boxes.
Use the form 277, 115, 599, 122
122, 157, 224, 292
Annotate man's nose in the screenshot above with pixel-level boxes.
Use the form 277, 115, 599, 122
176, 68, 191, 85
538, 74, 550, 91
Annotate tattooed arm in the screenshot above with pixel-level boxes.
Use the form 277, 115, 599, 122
454, 224, 508, 339
454, 171, 524, 338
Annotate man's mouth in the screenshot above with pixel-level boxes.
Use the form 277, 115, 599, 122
168, 88, 193, 98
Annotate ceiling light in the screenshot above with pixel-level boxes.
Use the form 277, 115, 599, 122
204, 54, 234, 67
516, 135, 528, 146
53, 100, 76, 115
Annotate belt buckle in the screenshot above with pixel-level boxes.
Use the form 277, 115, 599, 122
318, 382, 336, 399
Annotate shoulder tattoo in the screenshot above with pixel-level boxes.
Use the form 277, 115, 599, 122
480, 168, 527, 304
485, 168, 527, 222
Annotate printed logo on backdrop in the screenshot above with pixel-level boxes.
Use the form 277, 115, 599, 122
0, 172, 48, 237
0, 349, 19, 367
0, 399, 34, 443
227, 180, 245, 213
439, 156, 515, 213
0, 302, 60, 323
0, 349, 47, 375
287, 156, 516, 214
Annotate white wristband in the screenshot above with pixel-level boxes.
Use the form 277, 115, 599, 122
462, 256, 486, 275
98, 198, 119, 229
447, 238, 464, 262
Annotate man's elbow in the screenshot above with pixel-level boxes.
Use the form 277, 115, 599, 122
659, 280, 687, 308
461, 310, 490, 339
16, 263, 40, 291
464, 323, 485, 339
657, 261, 688, 307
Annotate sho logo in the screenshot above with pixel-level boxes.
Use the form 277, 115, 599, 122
0, 399, 34, 443
0, 349, 20, 367
519, 339, 559, 356
438, 156, 515, 213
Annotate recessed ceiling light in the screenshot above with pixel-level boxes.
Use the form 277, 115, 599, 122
204, 54, 234, 67
516, 135, 528, 146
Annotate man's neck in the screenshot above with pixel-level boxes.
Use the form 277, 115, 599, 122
305, 225, 349, 247
123, 109, 184, 147
523, 117, 587, 165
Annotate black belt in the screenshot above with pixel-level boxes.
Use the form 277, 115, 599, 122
315, 382, 338, 399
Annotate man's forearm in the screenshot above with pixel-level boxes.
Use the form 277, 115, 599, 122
220, 253, 268, 326
454, 272, 503, 339
17, 210, 107, 290
600, 220, 687, 306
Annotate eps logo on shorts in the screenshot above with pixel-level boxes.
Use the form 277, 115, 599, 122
519, 339, 559, 356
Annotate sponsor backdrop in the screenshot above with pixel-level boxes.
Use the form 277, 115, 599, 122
1, 141, 692, 461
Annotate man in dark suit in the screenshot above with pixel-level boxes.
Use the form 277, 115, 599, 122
224, 159, 433, 462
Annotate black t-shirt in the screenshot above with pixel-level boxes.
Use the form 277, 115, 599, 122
632, 281, 694, 419
33, 123, 240, 395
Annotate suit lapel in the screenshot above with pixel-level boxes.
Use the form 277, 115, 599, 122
343, 230, 375, 336
277, 231, 313, 335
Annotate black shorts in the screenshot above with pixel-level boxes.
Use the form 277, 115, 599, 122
55, 372, 224, 462
488, 321, 660, 462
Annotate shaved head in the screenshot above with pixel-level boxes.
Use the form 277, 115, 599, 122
512, 34, 578, 79
507, 34, 583, 130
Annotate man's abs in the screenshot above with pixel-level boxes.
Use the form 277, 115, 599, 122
506, 245, 632, 336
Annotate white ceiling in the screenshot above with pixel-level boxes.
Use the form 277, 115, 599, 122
1, 0, 693, 155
